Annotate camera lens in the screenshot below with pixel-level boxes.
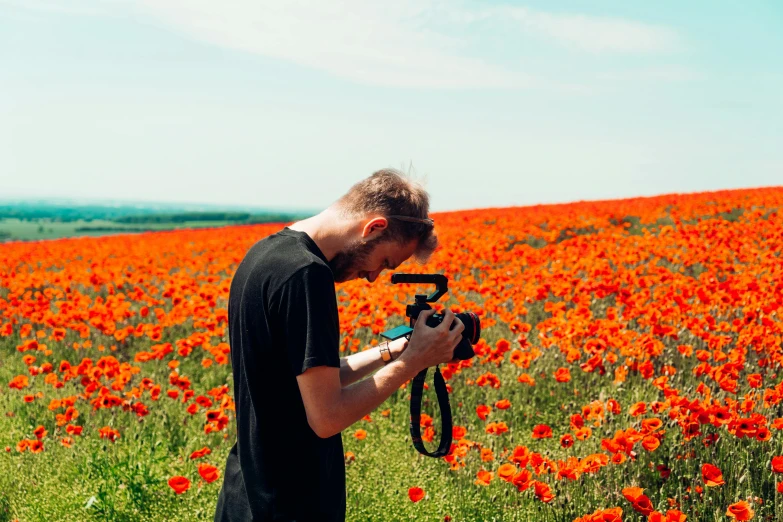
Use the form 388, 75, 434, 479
455, 311, 480, 345
426, 310, 481, 345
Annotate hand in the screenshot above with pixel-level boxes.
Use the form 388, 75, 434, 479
388, 337, 409, 360
399, 308, 465, 371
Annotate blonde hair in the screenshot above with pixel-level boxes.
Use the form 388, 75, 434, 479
335, 168, 438, 263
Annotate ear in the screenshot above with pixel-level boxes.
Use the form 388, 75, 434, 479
361, 217, 388, 239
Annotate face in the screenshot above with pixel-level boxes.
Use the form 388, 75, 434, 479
328, 236, 418, 284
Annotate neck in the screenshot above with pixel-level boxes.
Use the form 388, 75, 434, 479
288, 207, 357, 261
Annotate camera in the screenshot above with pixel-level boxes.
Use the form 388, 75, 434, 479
380, 273, 483, 458
381, 273, 481, 361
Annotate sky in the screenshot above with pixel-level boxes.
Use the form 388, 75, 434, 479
1, 1, 781, 213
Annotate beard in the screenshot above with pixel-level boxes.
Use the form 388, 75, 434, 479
328, 237, 382, 283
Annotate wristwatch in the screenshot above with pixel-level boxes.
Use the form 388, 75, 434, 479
379, 341, 393, 364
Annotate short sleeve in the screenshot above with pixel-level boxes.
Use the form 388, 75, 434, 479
274, 264, 341, 376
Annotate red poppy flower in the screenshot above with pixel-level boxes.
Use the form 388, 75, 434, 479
168, 476, 191, 495
532, 424, 553, 439
197, 463, 220, 483
726, 500, 754, 521
408, 487, 425, 502
702, 463, 725, 487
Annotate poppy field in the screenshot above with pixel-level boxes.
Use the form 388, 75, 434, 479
2, 186, 783, 521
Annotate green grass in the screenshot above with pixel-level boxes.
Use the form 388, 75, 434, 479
0, 218, 253, 242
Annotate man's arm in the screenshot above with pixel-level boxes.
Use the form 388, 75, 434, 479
297, 353, 421, 439
297, 308, 462, 439
338, 337, 408, 387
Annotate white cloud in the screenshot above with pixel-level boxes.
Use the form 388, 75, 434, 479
127, 0, 527, 89
2, 0, 684, 87
505, 8, 680, 54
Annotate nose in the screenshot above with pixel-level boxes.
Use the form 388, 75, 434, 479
366, 268, 382, 283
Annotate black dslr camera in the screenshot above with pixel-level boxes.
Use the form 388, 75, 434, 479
380, 273, 481, 360
381, 274, 482, 459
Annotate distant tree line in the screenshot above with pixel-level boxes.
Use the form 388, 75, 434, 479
74, 226, 157, 232
0, 205, 119, 222
0, 204, 313, 224
112, 211, 309, 224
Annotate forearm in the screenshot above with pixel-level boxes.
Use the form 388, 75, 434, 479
322, 355, 421, 438
339, 338, 407, 387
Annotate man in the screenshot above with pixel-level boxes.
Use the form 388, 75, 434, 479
214, 169, 465, 521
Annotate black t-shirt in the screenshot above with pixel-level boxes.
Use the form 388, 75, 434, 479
214, 227, 345, 522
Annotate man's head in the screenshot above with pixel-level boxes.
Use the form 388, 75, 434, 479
328, 168, 438, 284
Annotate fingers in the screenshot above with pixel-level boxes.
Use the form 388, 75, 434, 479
436, 308, 455, 333
452, 316, 465, 334
414, 308, 436, 329
438, 309, 465, 337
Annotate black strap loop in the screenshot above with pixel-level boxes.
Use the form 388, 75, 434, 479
409, 365, 453, 458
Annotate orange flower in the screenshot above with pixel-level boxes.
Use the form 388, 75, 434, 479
622, 487, 654, 516
649, 510, 687, 522
554, 367, 571, 382
574, 427, 592, 441
188, 446, 211, 460
9, 375, 29, 390
475, 469, 493, 486
642, 435, 660, 452
629, 402, 647, 416
497, 463, 517, 482
65, 424, 83, 436
494, 399, 511, 410
486, 421, 509, 436
476, 404, 491, 421
641, 418, 663, 433
480, 448, 494, 462
517, 373, 535, 386
353, 429, 367, 440
512, 469, 532, 491
664, 510, 687, 522
771, 456, 783, 473
408, 487, 425, 502
726, 501, 754, 521
702, 463, 724, 487
611, 453, 626, 465
33, 425, 47, 440
606, 398, 621, 415
98, 426, 120, 442
533, 481, 554, 503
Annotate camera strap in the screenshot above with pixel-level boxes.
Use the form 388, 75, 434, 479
409, 365, 452, 458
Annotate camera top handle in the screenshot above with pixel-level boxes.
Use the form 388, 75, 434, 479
390, 273, 448, 303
